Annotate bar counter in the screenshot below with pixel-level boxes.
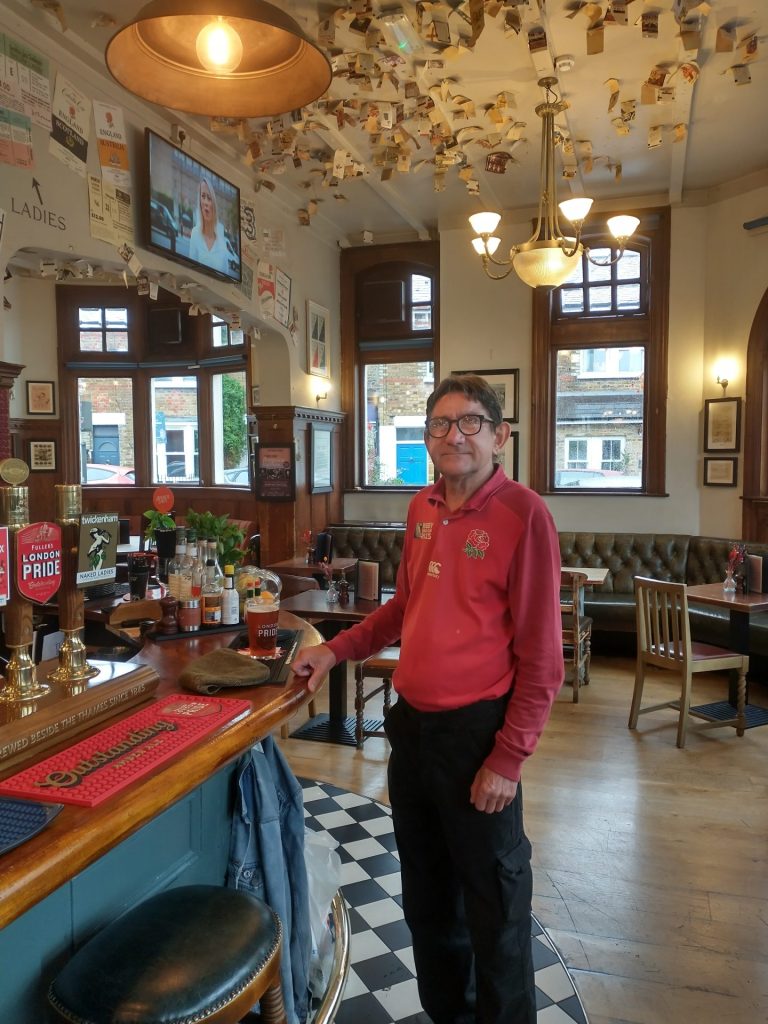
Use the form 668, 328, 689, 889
0, 611, 320, 933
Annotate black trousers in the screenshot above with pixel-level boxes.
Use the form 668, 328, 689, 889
384, 696, 536, 1024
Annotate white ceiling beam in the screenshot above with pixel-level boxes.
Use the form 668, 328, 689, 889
668, 11, 710, 205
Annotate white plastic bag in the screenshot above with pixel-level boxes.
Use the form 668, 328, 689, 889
303, 828, 342, 998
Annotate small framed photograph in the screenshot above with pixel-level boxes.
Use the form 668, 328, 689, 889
253, 443, 295, 501
307, 299, 330, 379
310, 423, 333, 494
26, 380, 56, 416
29, 439, 57, 472
250, 384, 260, 407
356, 559, 382, 602
703, 456, 737, 487
497, 429, 519, 480
451, 368, 519, 423
704, 397, 741, 452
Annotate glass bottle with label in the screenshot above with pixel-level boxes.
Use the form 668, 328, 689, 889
221, 563, 239, 626
166, 527, 187, 599
201, 559, 223, 627
186, 533, 203, 598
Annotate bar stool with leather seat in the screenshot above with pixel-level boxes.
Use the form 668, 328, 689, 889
354, 646, 399, 749
48, 884, 287, 1024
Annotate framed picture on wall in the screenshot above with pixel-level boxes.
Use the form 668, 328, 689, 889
310, 423, 333, 493
307, 300, 330, 379
497, 430, 519, 481
704, 397, 741, 452
703, 456, 737, 487
26, 381, 56, 416
29, 440, 57, 471
451, 368, 519, 423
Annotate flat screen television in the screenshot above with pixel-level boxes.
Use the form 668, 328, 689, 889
144, 128, 241, 284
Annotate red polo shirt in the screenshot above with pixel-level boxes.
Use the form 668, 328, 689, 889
327, 467, 563, 781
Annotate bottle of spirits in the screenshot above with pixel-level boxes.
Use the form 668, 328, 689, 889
221, 564, 239, 626
186, 533, 203, 598
207, 538, 225, 588
166, 527, 187, 599
201, 559, 223, 627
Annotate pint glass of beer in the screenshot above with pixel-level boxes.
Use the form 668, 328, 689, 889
246, 591, 280, 656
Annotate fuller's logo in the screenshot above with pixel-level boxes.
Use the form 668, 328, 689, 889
16, 522, 62, 603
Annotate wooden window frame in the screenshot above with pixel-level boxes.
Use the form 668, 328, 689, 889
531, 207, 670, 496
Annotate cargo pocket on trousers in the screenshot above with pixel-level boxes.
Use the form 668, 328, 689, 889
497, 837, 533, 923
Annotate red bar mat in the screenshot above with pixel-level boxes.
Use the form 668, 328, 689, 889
0, 696, 251, 808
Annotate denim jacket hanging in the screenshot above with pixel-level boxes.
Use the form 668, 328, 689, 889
227, 736, 311, 1024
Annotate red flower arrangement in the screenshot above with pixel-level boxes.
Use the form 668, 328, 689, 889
727, 543, 746, 572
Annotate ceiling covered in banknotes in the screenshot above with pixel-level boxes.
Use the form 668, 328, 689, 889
2, 0, 765, 247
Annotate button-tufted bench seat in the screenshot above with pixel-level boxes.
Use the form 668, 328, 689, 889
327, 523, 768, 660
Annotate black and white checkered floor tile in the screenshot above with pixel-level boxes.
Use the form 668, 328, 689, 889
301, 779, 588, 1024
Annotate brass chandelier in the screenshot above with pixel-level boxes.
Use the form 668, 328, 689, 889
468, 78, 640, 289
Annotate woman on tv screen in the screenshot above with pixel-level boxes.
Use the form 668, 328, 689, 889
188, 178, 229, 274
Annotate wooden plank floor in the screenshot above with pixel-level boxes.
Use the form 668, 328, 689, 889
279, 655, 768, 1024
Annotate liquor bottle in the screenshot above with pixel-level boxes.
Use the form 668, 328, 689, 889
166, 527, 187, 599
186, 533, 203, 598
207, 538, 225, 588
201, 559, 223, 627
221, 564, 239, 626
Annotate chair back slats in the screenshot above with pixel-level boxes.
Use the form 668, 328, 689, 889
635, 577, 691, 670
560, 570, 592, 702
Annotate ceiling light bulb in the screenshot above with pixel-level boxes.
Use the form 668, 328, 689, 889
196, 18, 243, 74
472, 236, 501, 255
607, 215, 640, 241
469, 212, 501, 236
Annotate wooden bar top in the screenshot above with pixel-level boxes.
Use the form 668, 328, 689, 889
0, 611, 320, 930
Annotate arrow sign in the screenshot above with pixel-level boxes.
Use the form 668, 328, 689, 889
32, 178, 43, 204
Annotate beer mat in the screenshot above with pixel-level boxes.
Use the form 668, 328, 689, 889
0, 696, 251, 808
229, 628, 301, 685
0, 797, 63, 856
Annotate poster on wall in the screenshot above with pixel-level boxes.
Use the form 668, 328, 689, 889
49, 73, 90, 177
256, 260, 276, 319
0, 33, 52, 129
0, 107, 33, 169
93, 101, 131, 188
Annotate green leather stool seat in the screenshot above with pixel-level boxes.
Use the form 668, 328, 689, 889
48, 884, 286, 1024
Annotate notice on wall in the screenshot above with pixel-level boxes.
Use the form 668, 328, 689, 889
0, 33, 52, 129
49, 73, 90, 177
92, 100, 131, 188
88, 174, 133, 244
76, 513, 118, 588
0, 106, 33, 168
256, 260, 276, 319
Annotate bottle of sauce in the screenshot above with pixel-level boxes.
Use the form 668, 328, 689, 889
221, 564, 239, 626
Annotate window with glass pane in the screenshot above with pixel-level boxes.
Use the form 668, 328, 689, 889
410, 274, 432, 331
364, 361, 435, 486
211, 315, 244, 349
212, 370, 248, 484
557, 248, 642, 316
554, 347, 644, 489
78, 306, 129, 352
77, 378, 135, 484
150, 376, 199, 483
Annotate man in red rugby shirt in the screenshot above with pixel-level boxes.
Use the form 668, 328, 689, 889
293, 373, 563, 1024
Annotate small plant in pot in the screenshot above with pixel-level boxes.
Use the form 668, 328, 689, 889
184, 509, 246, 569
143, 509, 178, 564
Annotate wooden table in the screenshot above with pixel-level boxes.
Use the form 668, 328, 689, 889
280, 589, 389, 746
265, 556, 359, 580
563, 565, 609, 585
686, 582, 768, 704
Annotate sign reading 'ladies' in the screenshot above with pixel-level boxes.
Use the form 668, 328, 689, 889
16, 522, 62, 603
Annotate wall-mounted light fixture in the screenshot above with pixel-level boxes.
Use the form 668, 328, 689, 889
714, 358, 737, 395
315, 390, 328, 406
105, 0, 332, 117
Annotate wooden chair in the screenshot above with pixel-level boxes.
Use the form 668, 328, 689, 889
560, 570, 592, 702
279, 575, 319, 738
353, 647, 399, 749
628, 576, 748, 748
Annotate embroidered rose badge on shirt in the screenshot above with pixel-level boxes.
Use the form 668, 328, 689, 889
464, 529, 489, 559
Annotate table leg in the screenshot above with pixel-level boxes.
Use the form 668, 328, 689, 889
728, 609, 751, 706
288, 621, 359, 746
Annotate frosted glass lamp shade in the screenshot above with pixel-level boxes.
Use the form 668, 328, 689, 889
472, 236, 501, 255
468, 211, 501, 235
513, 241, 581, 288
559, 197, 593, 224
607, 215, 640, 240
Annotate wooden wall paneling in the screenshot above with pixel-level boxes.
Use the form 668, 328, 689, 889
9, 417, 60, 523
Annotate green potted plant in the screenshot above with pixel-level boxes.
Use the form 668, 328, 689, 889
143, 508, 176, 543
184, 509, 246, 568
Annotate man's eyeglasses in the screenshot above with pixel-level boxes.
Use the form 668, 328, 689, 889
425, 415, 497, 438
